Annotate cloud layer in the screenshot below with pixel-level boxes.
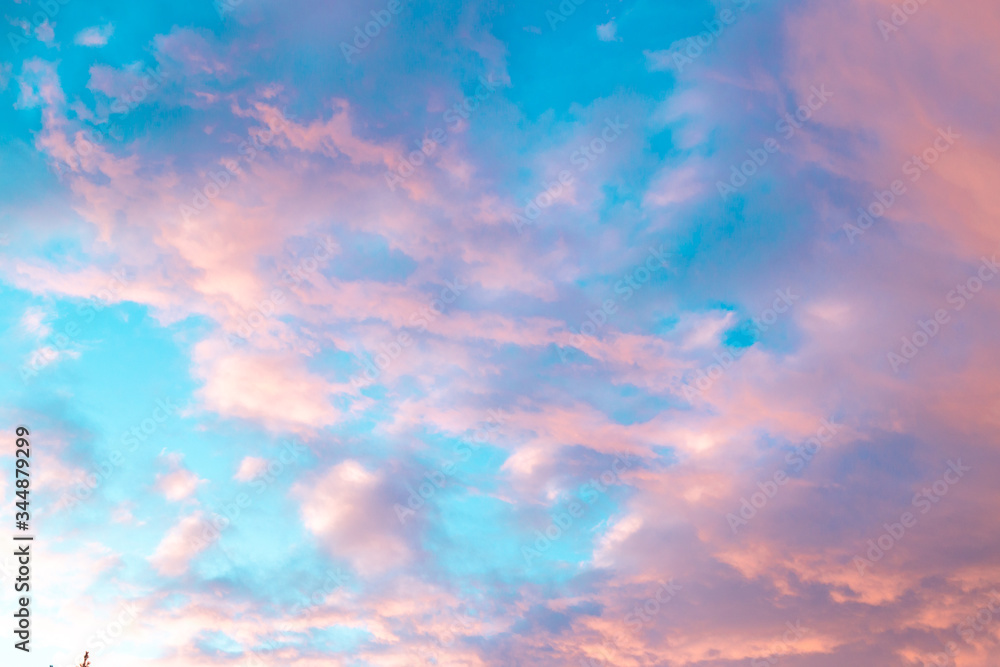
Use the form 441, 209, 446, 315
1, 0, 999, 665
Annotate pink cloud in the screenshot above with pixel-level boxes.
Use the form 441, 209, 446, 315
149, 512, 215, 577
234, 456, 269, 482
155, 466, 203, 502
294, 460, 410, 575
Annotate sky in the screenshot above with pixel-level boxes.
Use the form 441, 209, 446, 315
1, 0, 999, 665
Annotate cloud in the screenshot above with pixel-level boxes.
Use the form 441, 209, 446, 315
26, 345, 80, 370
74, 23, 114, 46
149, 512, 215, 577
294, 460, 411, 575
234, 456, 269, 482
6, 1, 1000, 664
596, 20, 619, 42
193, 341, 344, 433
34, 19, 54, 45
155, 455, 203, 502
19, 306, 51, 338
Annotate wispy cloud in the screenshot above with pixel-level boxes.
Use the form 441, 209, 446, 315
3, 0, 999, 664
597, 20, 619, 42
74, 23, 114, 47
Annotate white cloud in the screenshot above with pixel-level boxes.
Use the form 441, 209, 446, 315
20, 306, 51, 338
597, 20, 620, 42
27, 346, 80, 370
35, 20, 55, 45
295, 460, 410, 575
75, 23, 114, 47
149, 512, 214, 576
156, 468, 202, 501
156, 453, 204, 501
234, 456, 268, 482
